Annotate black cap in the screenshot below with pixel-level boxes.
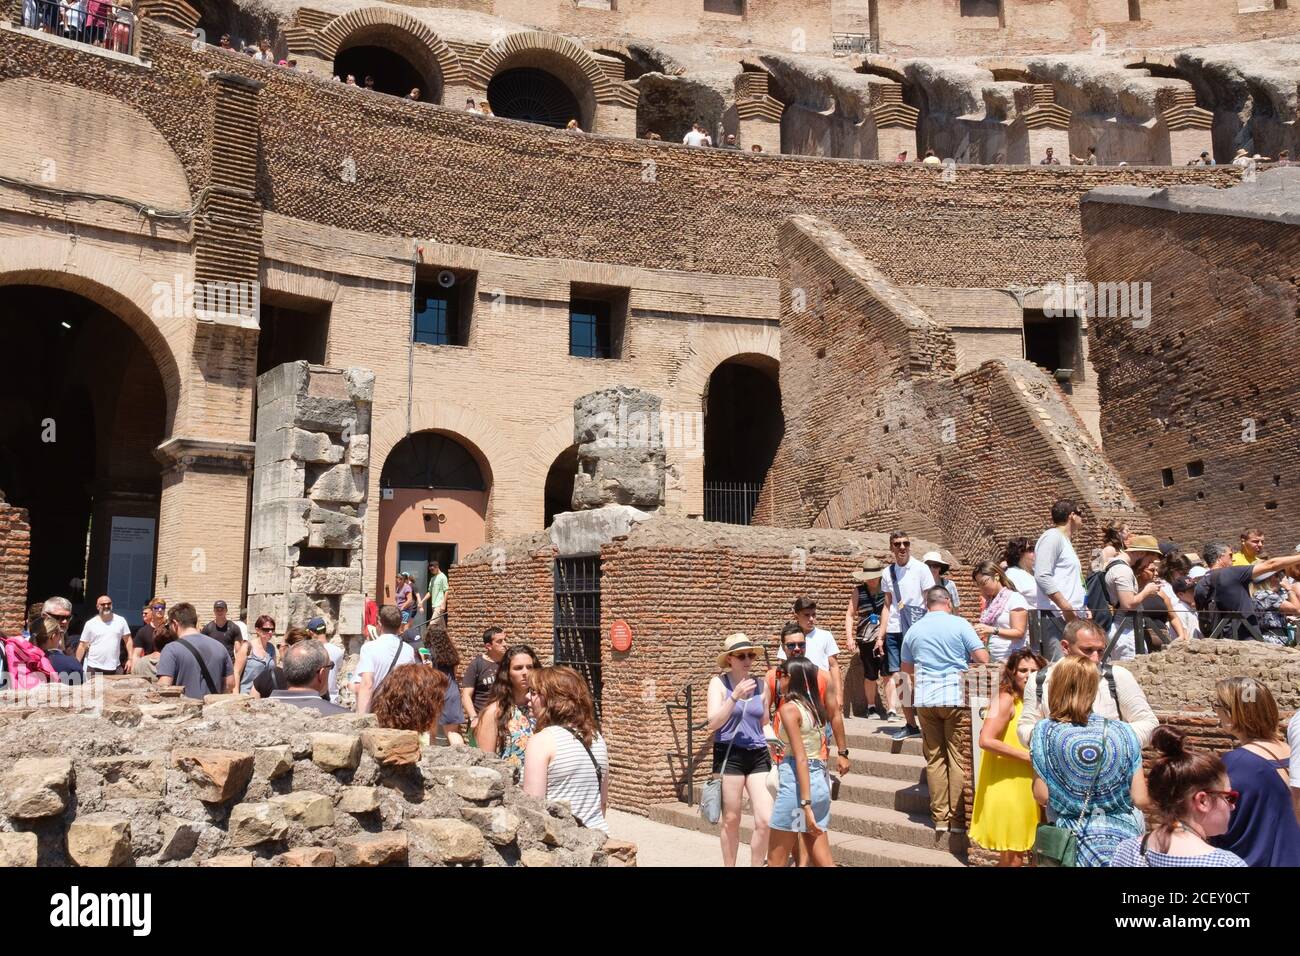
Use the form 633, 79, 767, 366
213, 600, 227, 610
793, 596, 818, 612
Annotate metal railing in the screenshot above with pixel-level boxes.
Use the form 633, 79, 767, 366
1028, 608, 1297, 655
703, 481, 761, 525
832, 33, 879, 56
22, 0, 134, 54
665, 683, 709, 806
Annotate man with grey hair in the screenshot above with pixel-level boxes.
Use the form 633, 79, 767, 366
41, 596, 76, 659
267, 641, 348, 714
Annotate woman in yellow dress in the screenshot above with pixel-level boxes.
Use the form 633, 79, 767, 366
970, 648, 1046, 865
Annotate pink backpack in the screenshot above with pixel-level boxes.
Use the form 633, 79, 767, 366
3, 636, 58, 690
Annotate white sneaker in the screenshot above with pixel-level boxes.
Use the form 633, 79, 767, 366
934, 823, 949, 833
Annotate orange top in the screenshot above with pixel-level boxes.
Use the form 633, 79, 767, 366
765, 668, 829, 761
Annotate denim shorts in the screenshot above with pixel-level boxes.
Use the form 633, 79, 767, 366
770, 758, 831, 833
884, 632, 904, 675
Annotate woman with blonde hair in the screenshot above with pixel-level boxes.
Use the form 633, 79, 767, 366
1209, 677, 1300, 865
970, 648, 1045, 865
522, 666, 609, 831
1030, 655, 1148, 866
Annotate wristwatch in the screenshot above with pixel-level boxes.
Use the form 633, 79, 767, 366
837, 749, 850, 758
799, 799, 812, 807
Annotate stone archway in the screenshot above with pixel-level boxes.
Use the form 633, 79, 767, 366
474, 32, 613, 131
318, 7, 465, 103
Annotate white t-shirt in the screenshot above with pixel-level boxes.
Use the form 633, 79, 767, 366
539, 726, 609, 831
1033, 527, 1084, 613
324, 641, 345, 701
1287, 712, 1300, 790
352, 633, 416, 690
1174, 598, 1201, 640
1005, 566, 1037, 607
986, 590, 1030, 662
682, 130, 709, 147
1104, 559, 1139, 660
882, 559, 935, 634
80, 614, 130, 671
776, 626, 837, 671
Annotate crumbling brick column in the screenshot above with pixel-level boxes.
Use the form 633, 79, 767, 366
869, 84, 919, 161
1158, 89, 1214, 166
571, 387, 667, 511
1019, 85, 1071, 165
735, 72, 783, 154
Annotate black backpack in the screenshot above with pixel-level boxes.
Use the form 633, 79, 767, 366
1082, 559, 1127, 631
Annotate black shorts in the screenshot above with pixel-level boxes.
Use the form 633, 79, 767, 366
857, 640, 887, 681
712, 742, 772, 776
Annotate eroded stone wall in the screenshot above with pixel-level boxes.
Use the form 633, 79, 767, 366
0, 493, 30, 635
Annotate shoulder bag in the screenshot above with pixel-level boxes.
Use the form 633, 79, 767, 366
1033, 718, 1108, 867
176, 638, 219, 695
701, 676, 741, 824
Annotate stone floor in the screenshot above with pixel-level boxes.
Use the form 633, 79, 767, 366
606, 808, 757, 867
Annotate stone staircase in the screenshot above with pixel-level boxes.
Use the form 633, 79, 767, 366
649, 715, 967, 867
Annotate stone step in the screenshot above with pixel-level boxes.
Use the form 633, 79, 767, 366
830, 801, 967, 855
844, 727, 926, 756
837, 772, 931, 814
648, 801, 964, 868
846, 748, 928, 782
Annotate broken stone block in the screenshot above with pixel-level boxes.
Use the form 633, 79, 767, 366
407, 818, 486, 864
337, 831, 408, 867
602, 838, 638, 866
280, 846, 336, 867
344, 367, 375, 404
253, 746, 293, 780
347, 433, 370, 467
520, 847, 555, 868
427, 765, 504, 802
4, 757, 73, 819
158, 816, 203, 861
228, 802, 290, 847
139, 700, 202, 723
67, 812, 132, 867
306, 464, 365, 504
307, 506, 363, 549
311, 733, 362, 771
0, 832, 37, 867
90, 756, 165, 799
360, 728, 421, 766
290, 565, 363, 595
268, 791, 334, 829
171, 748, 254, 803
516, 807, 562, 847
336, 786, 381, 814
460, 806, 521, 846
202, 853, 254, 867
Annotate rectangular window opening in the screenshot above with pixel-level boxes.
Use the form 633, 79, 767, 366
1186, 459, 1204, 478
413, 268, 476, 347
569, 283, 628, 360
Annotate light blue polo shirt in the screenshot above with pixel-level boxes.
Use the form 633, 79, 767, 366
900, 610, 983, 708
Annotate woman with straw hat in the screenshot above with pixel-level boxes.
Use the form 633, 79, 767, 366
705, 633, 773, 866
846, 557, 889, 719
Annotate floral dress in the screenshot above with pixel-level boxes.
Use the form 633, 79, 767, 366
500, 703, 536, 773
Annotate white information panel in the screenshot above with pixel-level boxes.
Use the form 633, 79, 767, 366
107, 517, 156, 625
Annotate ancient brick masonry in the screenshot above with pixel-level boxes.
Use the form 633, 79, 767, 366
754, 215, 1145, 561
1082, 174, 1300, 550
0, 678, 634, 867
0, 493, 30, 635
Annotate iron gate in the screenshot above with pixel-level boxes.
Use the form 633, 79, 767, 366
553, 555, 603, 716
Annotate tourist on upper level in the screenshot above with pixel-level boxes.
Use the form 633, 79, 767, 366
972, 561, 1029, 663
84, 0, 108, 45
778, 598, 850, 776
479, 102, 494, 115
363, 75, 375, 90
922, 551, 960, 608
766, 657, 833, 866
345, 74, 357, 86
705, 634, 773, 867
57, 0, 85, 40
202, 599, 243, 664
1196, 541, 1300, 640
465, 97, 478, 111
354, 604, 417, 714
878, 530, 935, 738
1003, 537, 1037, 607
722, 133, 740, 149
254, 37, 273, 62
420, 622, 466, 745
895, 150, 909, 162
1031, 654, 1148, 867
846, 558, 888, 719
1194, 150, 1215, 166
267, 640, 349, 715
462, 626, 508, 742
683, 122, 711, 147
1233, 528, 1264, 566
1018, 619, 1158, 749
1278, 149, 1291, 166
644, 131, 662, 140
750, 143, 762, 152
922, 148, 941, 166
1232, 148, 1252, 167
106, 0, 130, 52
1070, 146, 1098, 165
970, 648, 1044, 865
522, 666, 610, 832
565, 119, 581, 132
407, 88, 420, 101
1111, 725, 1245, 867
1032, 499, 1086, 661
903, 586, 989, 832
1038, 147, 1061, 165
373, 662, 450, 737
77, 595, 130, 677
218, 33, 232, 49
159, 603, 234, 699
475, 644, 540, 777
235, 614, 277, 694
1208, 677, 1300, 865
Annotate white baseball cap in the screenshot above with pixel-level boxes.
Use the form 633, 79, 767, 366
1188, 566, 1208, 581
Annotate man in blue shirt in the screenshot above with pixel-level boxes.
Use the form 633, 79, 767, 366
901, 586, 988, 834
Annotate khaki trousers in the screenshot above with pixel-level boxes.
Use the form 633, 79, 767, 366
917, 706, 964, 827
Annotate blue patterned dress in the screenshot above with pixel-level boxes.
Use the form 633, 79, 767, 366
1031, 714, 1145, 867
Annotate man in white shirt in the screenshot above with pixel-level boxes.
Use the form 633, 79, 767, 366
353, 605, 416, 714
875, 531, 935, 740
76, 595, 131, 676
1032, 499, 1086, 662
682, 123, 710, 147
1017, 619, 1157, 749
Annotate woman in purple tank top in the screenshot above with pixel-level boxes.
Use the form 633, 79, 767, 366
705, 634, 774, 866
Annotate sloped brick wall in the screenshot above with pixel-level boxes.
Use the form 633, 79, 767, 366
0, 494, 30, 635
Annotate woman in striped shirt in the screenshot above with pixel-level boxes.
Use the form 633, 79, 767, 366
522, 666, 609, 831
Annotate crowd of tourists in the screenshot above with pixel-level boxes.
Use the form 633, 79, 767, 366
21, 0, 134, 53
703, 503, 1300, 866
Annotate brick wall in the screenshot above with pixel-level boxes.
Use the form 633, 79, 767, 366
0, 494, 30, 635
447, 538, 556, 669
1083, 196, 1300, 551
754, 216, 1144, 562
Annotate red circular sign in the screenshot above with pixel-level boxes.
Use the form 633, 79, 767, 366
610, 619, 633, 653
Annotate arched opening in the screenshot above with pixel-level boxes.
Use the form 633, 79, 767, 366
488, 67, 583, 128
703, 357, 782, 524
543, 444, 580, 528
377, 431, 489, 624
334, 41, 436, 99
0, 285, 166, 629
192, 0, 275, 51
